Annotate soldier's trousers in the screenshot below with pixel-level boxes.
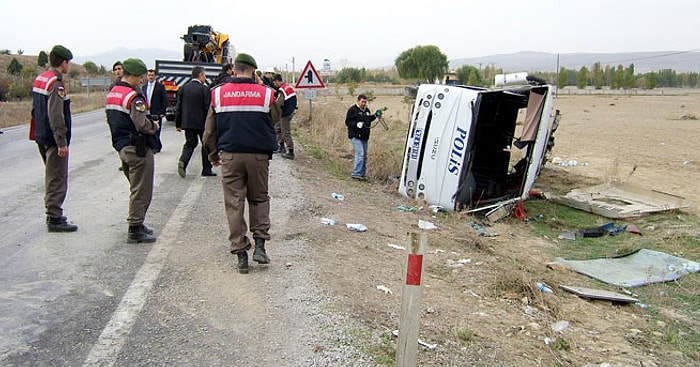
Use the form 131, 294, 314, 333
119, 146, 154, 226
219, 152, 271, 254
39, 145, 68, 218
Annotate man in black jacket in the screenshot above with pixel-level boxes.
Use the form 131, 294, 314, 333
176, 66, 215, 177
143, 69, 167, 121
345, 94, 381, 181
143, 69, 166, 153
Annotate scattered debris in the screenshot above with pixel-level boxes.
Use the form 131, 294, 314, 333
320, 217, 337, 225
428, 205, 444, 213
391, 330, 438, 350
554, 249, 700, 287
560, 221, 631, 240
387, 243, 406, 251
346, 223, 368, 232
418, 219, 437, 230
485, 204, 513, 222
535, 282, 554, 294
397, 205, 419, 212
446, 258, 472, 268
551, 320, 570, 333
547, 182, 689, 219
468, 221, 498, 237
376, 285, 393, 295
552, 156, 587, 167
331, 192, 344, 201
559, 285, 639, 303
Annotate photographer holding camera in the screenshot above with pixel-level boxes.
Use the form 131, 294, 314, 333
345, 94, 382, 181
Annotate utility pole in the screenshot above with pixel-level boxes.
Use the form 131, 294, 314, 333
556, 53, 560, 97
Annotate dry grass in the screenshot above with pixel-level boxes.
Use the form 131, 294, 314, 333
0, 92, 106, 129
293, 87, 411, 181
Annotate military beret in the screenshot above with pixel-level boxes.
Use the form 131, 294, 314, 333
234, 53, 257, 69
50, 45, 73, 61
122, 58, 148, 76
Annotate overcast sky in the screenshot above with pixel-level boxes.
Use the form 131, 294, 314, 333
2, 0, 697, 70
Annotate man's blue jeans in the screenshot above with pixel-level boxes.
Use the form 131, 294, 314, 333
350, 137, 368, 178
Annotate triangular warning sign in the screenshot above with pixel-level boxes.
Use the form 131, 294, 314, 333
295, 60, 325, 89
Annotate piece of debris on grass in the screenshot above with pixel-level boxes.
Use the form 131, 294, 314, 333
376, 285, 393, 294
388, 243, 406, 251
468, 221, 498, 237
346, 223, 368, 232
447, 258, 472, 268
559, 285, 639, 303
558, 230, 576, 241
418, 219, 438, 230
397, 205, 420, 212
551, 320, 570, 333
391, 330, 438, 350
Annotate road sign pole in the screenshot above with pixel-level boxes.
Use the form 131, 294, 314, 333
396, 232, 428, 367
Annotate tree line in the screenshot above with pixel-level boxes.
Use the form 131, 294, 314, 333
3, 45, 698, 101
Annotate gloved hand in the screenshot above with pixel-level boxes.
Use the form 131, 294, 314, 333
374, 109, 383, 117
356, 122, 364, 128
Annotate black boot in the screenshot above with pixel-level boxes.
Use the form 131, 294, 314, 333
46, 216, 78, 232
276, 143, 285, 154
237, 251, 249, 274
282, 149, 294, 160
253, 238, 270, 264
127, 225, 157, 243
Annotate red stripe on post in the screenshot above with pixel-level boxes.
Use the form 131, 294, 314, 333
405, 254, 423, 286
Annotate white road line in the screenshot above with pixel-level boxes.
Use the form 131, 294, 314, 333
82, 178, 204, 367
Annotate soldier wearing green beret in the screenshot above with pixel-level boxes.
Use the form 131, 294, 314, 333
203, 52, 280, 273
105, 57, 161, 243
31, 44, 78, 232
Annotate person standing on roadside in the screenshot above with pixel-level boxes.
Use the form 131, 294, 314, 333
345, 94, 382, 181
272, 74, 297, 159
142, 69, 166, 153
176, 66, 215, 177
105, 58, 160, 243
203, 53, 279, 274
109, 61, 123, 89
30, 45, 78, 232
210, 63, 233, 88
261, 68, 275, 88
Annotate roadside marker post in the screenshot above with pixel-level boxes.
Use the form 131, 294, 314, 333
396, 232, 428, 367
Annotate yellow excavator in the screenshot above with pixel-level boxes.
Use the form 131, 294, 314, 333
181, 24, 232, 64
156, 25, 235, 120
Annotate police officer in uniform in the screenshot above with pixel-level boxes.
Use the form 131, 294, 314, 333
105, 58, 160, 243
203, 53, 279, 274
272, 74, 297, 159
31, 45, 78, 232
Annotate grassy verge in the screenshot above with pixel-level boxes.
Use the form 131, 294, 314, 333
524, 197, 700, 361
0, 92, 105, 129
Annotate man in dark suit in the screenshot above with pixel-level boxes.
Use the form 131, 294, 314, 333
175, 66, 215, 177
143, 69, 167, 153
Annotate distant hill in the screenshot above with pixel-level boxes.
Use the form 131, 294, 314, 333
449, 51, 700, 73
0, 54, 86, 75
74, 47, 181, 70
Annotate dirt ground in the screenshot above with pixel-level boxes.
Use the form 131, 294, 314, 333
287, 91, 700, 366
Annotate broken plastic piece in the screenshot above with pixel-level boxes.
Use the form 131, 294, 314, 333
376, 285, 393, 294
418, 220, 437, 230
346, 223, 368, 232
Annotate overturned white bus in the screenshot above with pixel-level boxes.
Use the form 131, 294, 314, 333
398, 73, 561, 214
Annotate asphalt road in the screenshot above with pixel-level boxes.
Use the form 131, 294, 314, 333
0, 112, 369, 366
